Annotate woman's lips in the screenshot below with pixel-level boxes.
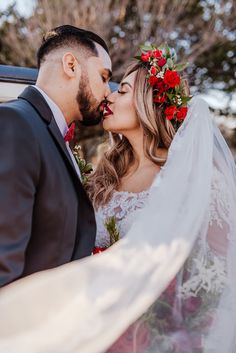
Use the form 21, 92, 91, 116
103, 105, 113, 117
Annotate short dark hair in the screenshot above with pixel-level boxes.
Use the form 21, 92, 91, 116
37, 25, 109, 68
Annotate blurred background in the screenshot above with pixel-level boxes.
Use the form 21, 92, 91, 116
0, 0, 236, 162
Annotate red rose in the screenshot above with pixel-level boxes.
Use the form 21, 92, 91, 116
107, 322, 150, 353
157, 57, 167, 67
152, 49, 162, 58
176, 107, 188, 120
141, 51, 151, 62
148, 75, 158, 86
163, 70, 180, 88
164, 105, 177, 120
150, 66, 158, 75
92, 246, 107, 254
156, 80, 168, 94
153, 94, 166, 104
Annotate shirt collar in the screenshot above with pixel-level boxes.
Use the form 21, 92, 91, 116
34, 85, 68, 138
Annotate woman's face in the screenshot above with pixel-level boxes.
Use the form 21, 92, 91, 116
102, 71, 140, 134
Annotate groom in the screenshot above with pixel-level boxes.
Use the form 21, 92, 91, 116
0, 25, 112, 287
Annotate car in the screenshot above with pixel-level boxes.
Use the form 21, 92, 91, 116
0, 64, 118, 102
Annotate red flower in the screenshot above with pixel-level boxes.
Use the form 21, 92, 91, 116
176, 107, 188, 121
148, 75, 159, 86
141, 51, 151, 62
158, 57, 167, 67
165, 105, 177, 120
156, 80, 168, 94
106, 322, 150, 353
153, 49, 162, 58
150, 66, 158, 75
153, 95, 166, 104
163, 70, 180, 88
183, 296, 202, 315
92, 246, 107, 254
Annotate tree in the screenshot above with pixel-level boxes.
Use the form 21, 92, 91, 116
1, 0, 235, 159
1, 0, 235, 93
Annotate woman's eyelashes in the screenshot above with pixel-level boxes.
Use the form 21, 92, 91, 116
117, 90, 126, 94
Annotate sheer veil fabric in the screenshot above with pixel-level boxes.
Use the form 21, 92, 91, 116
0, 97, 235, 353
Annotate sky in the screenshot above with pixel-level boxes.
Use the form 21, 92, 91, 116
0, 0, 35, 16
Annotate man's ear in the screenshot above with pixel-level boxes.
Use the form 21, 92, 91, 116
62, 52, 81, 78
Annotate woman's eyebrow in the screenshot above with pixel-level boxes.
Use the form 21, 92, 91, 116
120, 82, 132, 88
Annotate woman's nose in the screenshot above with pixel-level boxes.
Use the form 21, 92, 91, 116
106, 91, 116, 104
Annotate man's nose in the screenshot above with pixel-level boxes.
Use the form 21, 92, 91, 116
105, 83, 111, 97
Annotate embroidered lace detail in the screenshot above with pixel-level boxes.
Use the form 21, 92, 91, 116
209, 167, 231, 228
95, 166, 230, 301
179, 167, 230, 299
95, 190, 149, 247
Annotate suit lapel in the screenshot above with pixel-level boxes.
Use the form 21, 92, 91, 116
18, 86, 83, 190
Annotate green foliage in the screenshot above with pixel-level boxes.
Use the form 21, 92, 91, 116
104, 216, 120, 246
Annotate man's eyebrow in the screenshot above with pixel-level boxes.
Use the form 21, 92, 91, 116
121, 82, 132, 88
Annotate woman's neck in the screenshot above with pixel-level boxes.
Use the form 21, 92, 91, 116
124, 129, 150, 169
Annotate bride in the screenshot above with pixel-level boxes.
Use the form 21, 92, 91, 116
0, 44, 235, 353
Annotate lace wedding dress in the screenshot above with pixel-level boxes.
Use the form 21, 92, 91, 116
94, 166, 229, 352
0, 97, 235, 353
95, 189, 150, 248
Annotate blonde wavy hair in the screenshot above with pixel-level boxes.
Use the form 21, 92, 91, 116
86, 61, 189, 209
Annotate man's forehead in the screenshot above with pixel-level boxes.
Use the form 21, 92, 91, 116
95, 43, 112, 72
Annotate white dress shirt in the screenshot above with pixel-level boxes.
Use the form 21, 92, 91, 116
34, 85, 81, 179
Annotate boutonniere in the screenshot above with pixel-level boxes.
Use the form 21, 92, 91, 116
72, 144, 93, 184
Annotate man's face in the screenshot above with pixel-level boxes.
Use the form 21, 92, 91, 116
77, 44, 112, 126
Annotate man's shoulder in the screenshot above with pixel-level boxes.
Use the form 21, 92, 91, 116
0, 97, 33, 115
0, 97, 42, 139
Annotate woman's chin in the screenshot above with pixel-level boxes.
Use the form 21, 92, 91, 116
102, 118, 113, 131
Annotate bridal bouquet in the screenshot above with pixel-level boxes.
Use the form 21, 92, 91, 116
92, 216, 120, 254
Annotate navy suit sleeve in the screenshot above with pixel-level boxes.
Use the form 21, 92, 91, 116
0, 105, 40, 286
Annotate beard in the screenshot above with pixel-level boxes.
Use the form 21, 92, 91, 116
76, 69, 103, 126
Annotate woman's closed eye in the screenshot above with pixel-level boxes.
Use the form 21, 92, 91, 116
117, 90, 126, 94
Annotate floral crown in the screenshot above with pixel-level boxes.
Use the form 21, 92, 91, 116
135, 43, 192, 126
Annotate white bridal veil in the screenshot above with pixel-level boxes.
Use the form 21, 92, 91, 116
0, 97, 235, 353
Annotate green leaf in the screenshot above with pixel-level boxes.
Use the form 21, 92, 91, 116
134, 55, 141, 60
174, 63, 189, 71
166, 93, 174, 100
181, 96, 193, 104
167, 58, 174, 68
139, 44, 152, 51
84, 163, 93, 174
104, 216, 120, 245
